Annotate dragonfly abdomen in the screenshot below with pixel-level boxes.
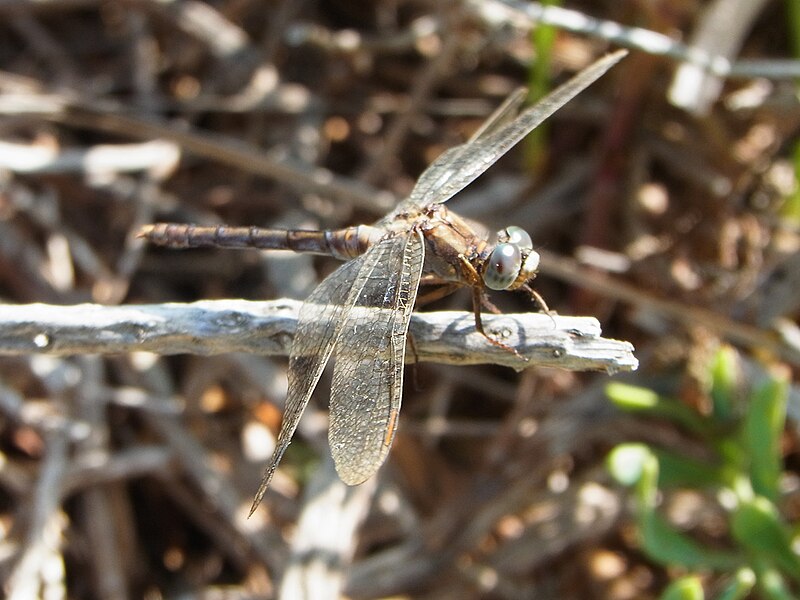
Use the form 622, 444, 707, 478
139, 222, 384, 260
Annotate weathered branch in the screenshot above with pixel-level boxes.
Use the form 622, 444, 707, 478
0, 300, 637, 373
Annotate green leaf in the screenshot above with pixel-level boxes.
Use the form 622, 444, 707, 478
742, 377, 788, 501
635, 447, 660, 507
754, 561, 795, 600
660, 576, 704, 600
789, 0, 800, 57
606, 382, 707, 433
731, 496, 800, 582
639, 509, 740, 570
716, 568, 756, 600
607, 443, 651, 486
710, 345, 739, 421
634, 453, 740, 570
525, 0, 561, 169
652, 447, 725, 489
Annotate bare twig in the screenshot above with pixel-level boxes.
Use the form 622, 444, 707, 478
0, 300, 638, 373
3, 0, 796, 79
0, 0, 102, 14
148, 0, 250, 58
73, 357, 129, 600
143, 411, 284, 571
0, 95, 393, 214
474, 0, 800, 80
360, 16, 461, 184
668, 0, 773, 114
0, 140, 180, 176
7, 428, 69, 600
281, 459, 377, 600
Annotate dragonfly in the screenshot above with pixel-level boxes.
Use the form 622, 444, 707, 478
140, 50, 626, 515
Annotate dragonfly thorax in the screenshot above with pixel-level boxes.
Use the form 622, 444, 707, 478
482, 226, 539, 291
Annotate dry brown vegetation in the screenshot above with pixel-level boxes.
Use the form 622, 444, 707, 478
0, 1, 798, 599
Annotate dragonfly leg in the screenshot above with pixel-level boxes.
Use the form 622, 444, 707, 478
520, 283, 557, 328
457, 254, 483, 286
519, 283, 551, 313
471, 286, 527, 361
480, 293, 503, 315
455, 254, 526, 359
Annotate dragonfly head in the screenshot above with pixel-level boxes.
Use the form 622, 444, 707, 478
482, 226, 540, 291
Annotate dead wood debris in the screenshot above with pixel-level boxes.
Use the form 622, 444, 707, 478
0, 1, 798, 598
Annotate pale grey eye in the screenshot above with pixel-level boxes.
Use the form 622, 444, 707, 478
483, 243, 521, 290
503, 226, 533, 252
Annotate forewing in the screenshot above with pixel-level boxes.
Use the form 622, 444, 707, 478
248, 243, 386, 514
465, 86, 527, 143
383, 50, 626, 220
328, 230, 425, 484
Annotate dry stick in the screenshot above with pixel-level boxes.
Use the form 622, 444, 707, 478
80, 489, 129, 600
347, 379, 621, 597
285, 17, 442, 54
60, 445, 174, 498
2, 178, 131, 303
478, 466, 622, 574
0, 218, 76, 304
57, 104, 392, 213
126, 9, 160, 113
1, 1, 797, 79
475, 0, 800, 79
359, 21, 461, 184
0, 94, 392, 214
0, 1, 104, 14
143, 411, 284, 571
7, 428, 69, 600
74, 357, 128, 600
0, 136, 174, 303
0, 140, 180, 175
8, 11, 79, 84
150, 0, 250, 58
0, 300, 639, 373
152, 474, 272, 575
280, 460, 378, 600
669, 0, 773, 114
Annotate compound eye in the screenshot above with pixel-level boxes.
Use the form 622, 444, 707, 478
483, 243, 521, 290
502, 226, 533, 252
523, 249, 540, 273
